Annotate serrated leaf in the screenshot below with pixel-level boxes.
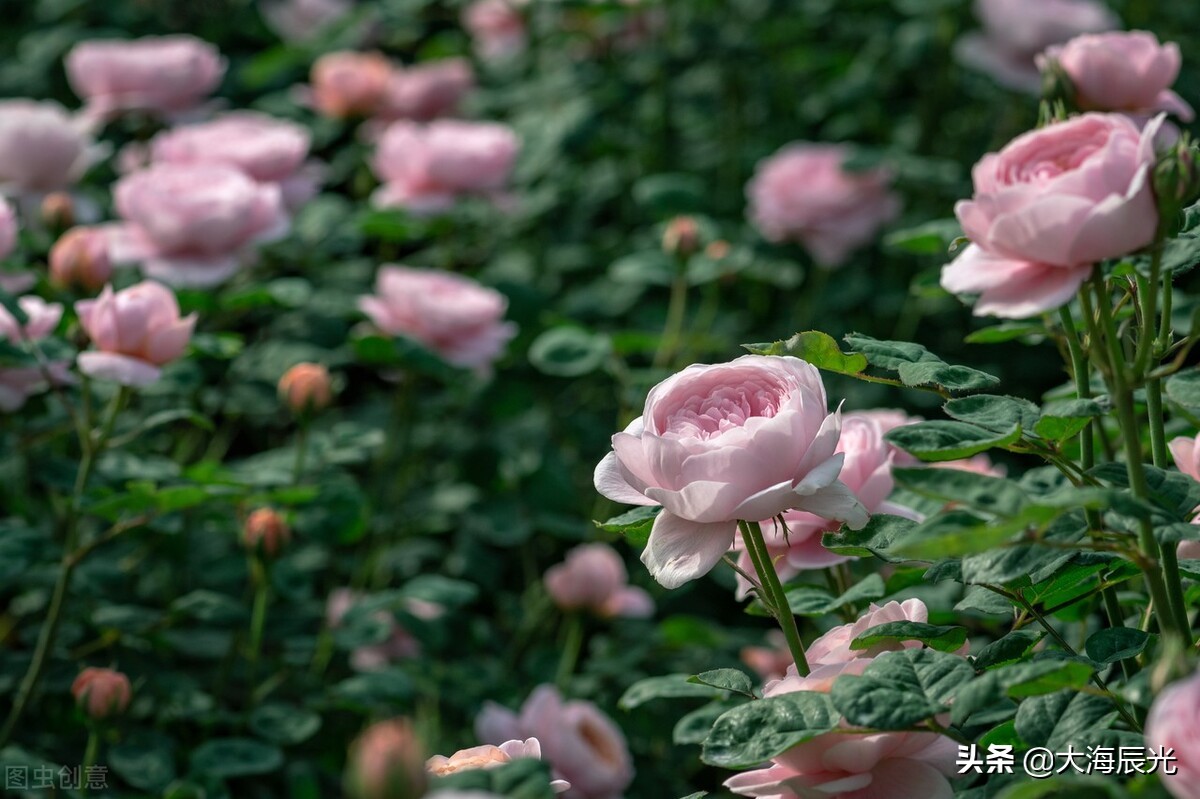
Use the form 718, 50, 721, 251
1084, 628, 1150, 664
619, 675, 721, 710
701, 693, 839, 768
823, 514, 917, 562
595, 505, 659, 547
743, 331, 867, 375
688, 669, 756, 697
893, 466, 1028, 517
851, 621, 967, 653
886, 421, 1021, 462
830, 649, 974, 730
943, 394, 1040, 435
782, 573, 886, 616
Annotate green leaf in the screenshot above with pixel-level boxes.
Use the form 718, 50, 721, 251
894, 508, 1060, 560
673, 702, 739, 746
784, 573, 886, 616
400, 575, 478, 608
850, 621, 967, 653
1084, 628, 1150, 664
965, 322, 1046, 344
632, 173, 706, 214
823, 514, 917, 562
1014, 691, 1114, 749
841, 334, 931, 370
701, 693, 839, 769
248, 704, 322, 745
1167, 368, 1200, 411
896, 361, 1001, 392
619, 674, 721, 710
943, 394, 1040, 435
609, 251, 675, 286
830, 649, 974, 730
528, 327, 611, 377
742, 331, 867, 375
189, 739, 283, 780
688, 669, 756, 697
883, 218, 962, 255
1034, 398, 1104, 442
109, 733, 177, 792
595, 505, 659, 547
352, 334, 464, 380
885, 421, 1021, 462
893, 466, 1028, 517
995, 777, 1128, 799
170, 591, 246, 625
973, 629, 1042, 670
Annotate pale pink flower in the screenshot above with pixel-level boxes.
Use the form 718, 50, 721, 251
0, 296, 63, 343
747, 143, 900, 268
1169, 434, 1200, 559
462, 0, 528, 62
1146, 669, 1200, 799
942, 113, 1161, 318
378, 59, 474, 122
804, 599, 935, 668
66, 36, 226, 120
596, 355, 869, 589
108, 163, 289, 287
262, 0, 353, 42
0, 365, 70, 412
309, 51, 393, 119
371, 120, 519, 214
741, 631, 794, 683
1040, 31, 1193, 121
955, 0, 1117, 93
477, 686, 633, 799
427, 738, 569, 793
75, 281, 196, 386
544, 543, 653, 619
0, 100, 97, 195
0, 198, 16, 260
71, 667, 132, 720
50, 227, 113, 291
149, 112, 321, 210
358, 265, 517, 374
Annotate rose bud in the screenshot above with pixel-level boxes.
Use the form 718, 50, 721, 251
278, 362, 333, 414
243, 508, 291, 557
71, 667, 132, 721
662, 216, 700, 258
1155, 140, 1200, 222
50, 227, 113, 292
311, 51, 393, 119
40, 192, 75, 231
345, 719, 427, 799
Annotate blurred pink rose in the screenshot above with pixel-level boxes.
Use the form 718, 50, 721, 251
427, 738, 569, 792
942, 113, 1160, 318
544, 543, 654, 619
729, 413, 912, 597
747, 143, 899, 268
149, 112, 321, 211
71, 667, 132, 720
263, 0, 353, 42
477, 686, 633, 799
66, 35, 226, 120
741, 630, 794, 683
1147, 669, 1200, 799
50, 227, 114, 291
75, 281, 196, 386
346, 718, 427, 799
371, 120, 519, 214
0, 365, 70, 412
0, 100, 96, 195
0, 296, 63, 343
358, 265, 517, 374
326, 588, 441, 671
595, 355, 869, 589
1169, 434, 1200, 559
0, 198, 16, 260
379, 59, 475, 122
1040, 32, 1193, 121
956, 0, 1117, 93
109, 164, 289, 287
310, 51, 393, 119
463, 0, 528, 62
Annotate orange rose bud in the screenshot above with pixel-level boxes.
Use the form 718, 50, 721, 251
71, 667, 132, 720
278, 362, 333, 414
41, 191, 75, 230
50, 227, 113, 291
345, 718, 427, 799
243, 508, 291, 557
662, 215, 700, 257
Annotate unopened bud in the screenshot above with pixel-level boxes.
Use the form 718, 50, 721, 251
41, 192, 75, 231
50, 227, 113, 292
278, 362, 333, 414
705, 240, 731, 260
1036, 54, 1076, 113
346, 719, 427, 799
1154, 140, 1200, 221
243, 508, 291, 557
71, 667, 132, 721
662, 216, 700, 258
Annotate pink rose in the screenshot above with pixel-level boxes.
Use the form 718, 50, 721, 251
50, 227, 114, 291
427, 738, 570, 793
71, 667, 132, 720
594, 355, 869, 589
0, 365, 70, 412
956, 0, 1117, 93
262, 0, 353, 42
462, 1, 528, 62
1169, 434, 1200, 559
358, 265, 517, 374
149, 112, 320, 211
0, 198, 16, 260
75, 281, 196, 386
346, 719, 427, 799
1147, 669, 1200, 799
1040, 32, 1193, 121
730, 413, 911, 597
379, 59, 475, 122
371, 120, 519, 214
310, 52, 393, 119
741, 631, 794, 683
0, 296, 63, 343
108, 164, 289, 286
0, 100, 96, 195
478, 686, 633, 799
804, 599, 935, 668
942, 113, 1161, 318
746, 143, 899, 268
544, 543, 654, 619
66, 36, 226, 120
